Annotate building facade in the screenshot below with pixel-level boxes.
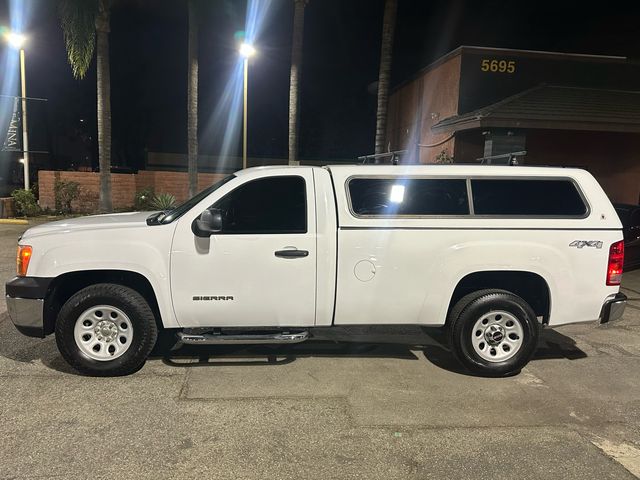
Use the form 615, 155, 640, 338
386, 46, 640, 203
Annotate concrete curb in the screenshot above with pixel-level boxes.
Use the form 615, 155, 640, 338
0, 218, 29, 225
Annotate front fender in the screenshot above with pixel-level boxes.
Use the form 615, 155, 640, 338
23, 226, 179, 328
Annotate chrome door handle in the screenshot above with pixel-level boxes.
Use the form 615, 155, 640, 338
274, 249, 309, 258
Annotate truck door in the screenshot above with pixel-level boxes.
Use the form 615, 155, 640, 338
170, 172, 317, 327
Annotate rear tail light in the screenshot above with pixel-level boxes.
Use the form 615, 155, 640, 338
16, 245, 32, 277
607, 240, 624, 286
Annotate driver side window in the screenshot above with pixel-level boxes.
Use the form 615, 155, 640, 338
213, 176, 307, 234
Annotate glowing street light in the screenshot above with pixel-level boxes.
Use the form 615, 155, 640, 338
2, 29, 30, 190
239, 42, 256, 169
4, 31, 26, 49
239, 42, 256, 58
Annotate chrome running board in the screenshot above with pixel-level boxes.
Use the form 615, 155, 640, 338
176, 330, 309, 345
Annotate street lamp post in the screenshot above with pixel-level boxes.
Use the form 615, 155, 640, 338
19, 47, 29, 190
3, 31, 29, 190
239, 42, 255, 170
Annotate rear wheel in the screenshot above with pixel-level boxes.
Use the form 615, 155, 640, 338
448, 289, 539, 377
55, 283, 158, 376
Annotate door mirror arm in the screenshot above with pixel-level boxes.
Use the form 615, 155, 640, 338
192, 208, 223, 237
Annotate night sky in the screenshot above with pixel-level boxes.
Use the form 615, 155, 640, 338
1, 0, 639, 171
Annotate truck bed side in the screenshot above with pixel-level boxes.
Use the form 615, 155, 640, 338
327, 165, 622, 327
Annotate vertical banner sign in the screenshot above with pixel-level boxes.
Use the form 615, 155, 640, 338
2, 97, 21, 151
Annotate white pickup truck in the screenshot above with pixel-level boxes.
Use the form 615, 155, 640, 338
6, 165, 627, 377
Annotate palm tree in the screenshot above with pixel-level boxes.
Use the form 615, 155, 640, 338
59, 0, 113, 212
187, 0, 199, 197
288, 0, 308, 166
374, 0, 398, 157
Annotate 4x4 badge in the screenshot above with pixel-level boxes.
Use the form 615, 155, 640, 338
569, 240, 603, 249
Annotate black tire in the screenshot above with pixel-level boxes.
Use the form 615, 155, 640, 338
447, 289, 539, 377
55, 283, 158, 376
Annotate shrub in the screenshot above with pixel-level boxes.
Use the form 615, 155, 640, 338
54, 180, 81, 214
77, 188, 99, 213
134, 187, 155, 211
11, 188, 40, 217
30, 181, 39, 200
151, 193, 177, 210
435, 149, 454, 164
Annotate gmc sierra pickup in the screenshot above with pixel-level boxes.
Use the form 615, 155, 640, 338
5, 165, 627, 376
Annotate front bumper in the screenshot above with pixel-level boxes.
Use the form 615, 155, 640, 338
5, 276, 53, 338
600, 292, 627, 324
6, 297, 45, 337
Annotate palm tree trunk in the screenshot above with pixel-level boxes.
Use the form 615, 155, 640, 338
374, 0, 398, 157
288, 0, 307, 166
187, 0, 199, 197
96, 0, 112, 212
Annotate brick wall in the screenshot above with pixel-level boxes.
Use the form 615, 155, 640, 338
386, 53, 461, 163
526, 130, 640, 205
38, 170, 228, 212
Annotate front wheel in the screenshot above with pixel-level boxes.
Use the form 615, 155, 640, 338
448, 289, 539, 377
55, 283, 158, 376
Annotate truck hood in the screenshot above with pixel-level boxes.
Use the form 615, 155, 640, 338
20, 212, 158, 240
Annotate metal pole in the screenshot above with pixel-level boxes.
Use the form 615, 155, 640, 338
19, 48, 29, 190
242, 57, 248, 170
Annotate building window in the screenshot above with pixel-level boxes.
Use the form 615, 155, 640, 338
213, 176, 307, 233
471, 179, 587, 216
348, 178, 469, 216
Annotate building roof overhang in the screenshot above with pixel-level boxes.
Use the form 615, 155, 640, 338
432, 85, 640, 134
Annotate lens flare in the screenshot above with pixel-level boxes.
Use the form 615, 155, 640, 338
200, 0, 273, 173
4, 31, 26, 48
389, 184, 405, 203
239, 42, 256, 58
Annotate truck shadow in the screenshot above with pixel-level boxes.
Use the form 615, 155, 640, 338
420, 328, 588, 376
157, 338, 420, 368
155, 327, 588, 376
0, 312, 77, 374
0, 313, 587, 376
155, 326, 427, 368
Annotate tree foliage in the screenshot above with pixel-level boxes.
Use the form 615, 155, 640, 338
58, 0, 99, 79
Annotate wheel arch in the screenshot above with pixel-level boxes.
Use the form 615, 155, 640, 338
447, 270, 551, 326
43, 270, 163, 336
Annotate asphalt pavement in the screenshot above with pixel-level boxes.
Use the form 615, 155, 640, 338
1, 219, 639, 479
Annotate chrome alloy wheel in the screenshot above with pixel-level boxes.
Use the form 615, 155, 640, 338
73, 305, 134, 361
470, 310, 524, 362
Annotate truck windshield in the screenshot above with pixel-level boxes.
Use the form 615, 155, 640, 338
151, 175, 236, 225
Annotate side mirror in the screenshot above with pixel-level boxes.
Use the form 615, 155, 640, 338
192, 208, 223, 237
